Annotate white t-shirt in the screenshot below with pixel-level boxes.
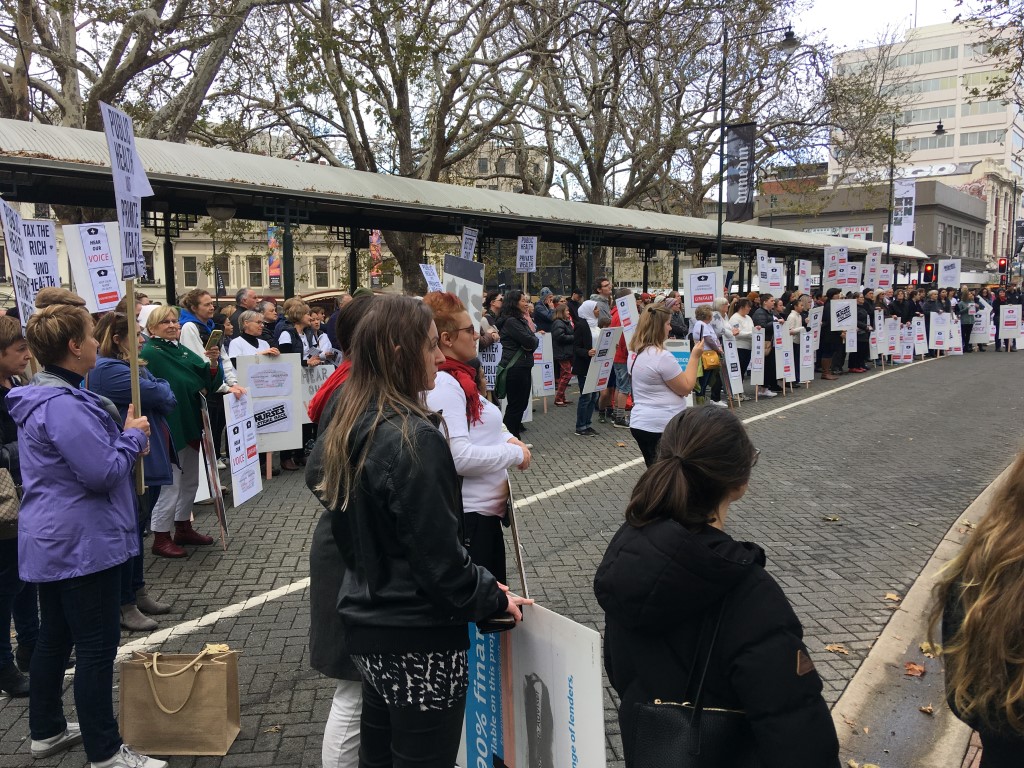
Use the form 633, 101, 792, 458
628, 347, 688, 433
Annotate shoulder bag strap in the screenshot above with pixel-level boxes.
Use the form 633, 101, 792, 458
683, 598, 728, 726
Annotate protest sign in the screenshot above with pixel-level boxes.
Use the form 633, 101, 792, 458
21, 218, 59, 300
970, 304, 991, 344
615, 293, 640, 344
65, 222, 123, 313
797, 260, 812, 295
100, 102, 153, 280
823, 246, 845, 290
799, 330, 814, 383
864, 248, 882, 290
929, 312, 950, 350
0, 199, 35, 326
224, 393, 263, 507
582, 327, 622, 394
516, 236, 538, 273
899, 324, 914, 364
878, 264, 894, 290
756, 249, 769, 282
830, 300, 856, 331
531, 333, 556, 397
938, 259, 961, 290
480, 341, 501, 391
885, 317, 900, 356
722, 335, 744, 395
913, 316, 928, 356
948, 317, 964, 355
750, 328, 765, 387
419, 263, 444, 292
1000, 304, 1022, 344
197, 394, 228, 545
444, 254, 485, 331
301, 364, 336, 425
845, 325, 858, 353
458, 605, 606, 768
460, 227, 478, 261
682, 267, 724, 318
808, 306, 824, 351
772, 321, 793, 382
236, 354, 304, 452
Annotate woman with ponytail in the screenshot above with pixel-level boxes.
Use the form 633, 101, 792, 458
595, 407, 839, 767
931, 450, 1024, 765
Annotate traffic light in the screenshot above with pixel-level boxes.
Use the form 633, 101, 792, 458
923, 262, 935, 283
998, 257, 1008, 274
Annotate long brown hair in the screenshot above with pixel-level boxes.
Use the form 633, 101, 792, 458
930, 450, 1024, 730
94, 311, 146, 365
629, 304, 671, 355
314, 295, 436, 511
624, 407, 756, 529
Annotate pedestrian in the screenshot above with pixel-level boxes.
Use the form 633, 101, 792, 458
958, 288, 977, 353
819, 288, 844, 380
550, 303, 575, 407
572, 300, 600, 436
728, 298, 754, 399
277, 301, 322, 471
9, 303, 167, 768
480, 290, 502, 351
595, 406, 840, 768
626, 303, 703, 466
229, 287, 259, 338
609, 287, 634, 427
931, 449, 1024, 767
227, 311, 281, 360
311, 295, 530, 768
496, 289, 537, 440
690, 304, 726, 407
534, 287, 555, 333
751, 294, 782, 393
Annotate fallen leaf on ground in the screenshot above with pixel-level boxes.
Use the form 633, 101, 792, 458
847, 761, 859, 768
905, 662, 926, 677
263, 725, 282, 733
825, 643, 851, 655
863, 726, 870, 734
885, 592, 902, 602
822, 515, 840, 522
919, 704, 935, 715
920, 641, 942, 658
907, 522, 921, 527
616, 442, 626, 447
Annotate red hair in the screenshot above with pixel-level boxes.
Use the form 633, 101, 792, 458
422, 291, 466, 337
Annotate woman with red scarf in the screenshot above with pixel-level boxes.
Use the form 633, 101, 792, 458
423, 292, 532, 582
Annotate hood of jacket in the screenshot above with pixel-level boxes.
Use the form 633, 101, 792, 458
8, 371, 121, 427
178, 307, 214, 332
594, 518, 765, 632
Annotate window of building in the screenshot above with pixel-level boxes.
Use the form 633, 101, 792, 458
903, 105, 955, 124
894, 46, 958, 68
961, 100, 1007, 117
953, 227, 962, 258
477, 157, 489, 173
937, 222, 946, 254
1013, 132, 1024, 151
897, 76, 957, 96
897, 133, 955, 152
33, 202, 49, 219
532, 162, 541, 175
183, 256, 197, 287
247, 256, 264, 288
963, 71, 999, 88
965, 41, 993, 58
496, 159, 507, 175
140, 249, 156, 284
315, 257, 330, 288
960, 129, 1006, 146
488, 184, 499, 190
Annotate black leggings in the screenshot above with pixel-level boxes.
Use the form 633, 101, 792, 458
359, 677, 466, 768
462, 512, 507, 584
631, 427, 662, 467
502, 365, 533, 439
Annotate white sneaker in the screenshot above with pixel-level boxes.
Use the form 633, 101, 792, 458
759, 388, 778, 398
30, 723, 82, 758
708, 399, 729, 408
90, 745, 168, 768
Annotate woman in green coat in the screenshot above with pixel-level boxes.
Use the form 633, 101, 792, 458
140, 305, 226, 558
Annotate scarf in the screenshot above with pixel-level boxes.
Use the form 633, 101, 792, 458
239, 332, 263, 350
307, 360, 352, 425
437, 357, 483, 426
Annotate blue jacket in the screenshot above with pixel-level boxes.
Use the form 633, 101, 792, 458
88, 357, 178, 486
8, 372, 146, 582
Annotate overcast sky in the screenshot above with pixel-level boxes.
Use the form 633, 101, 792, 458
797, 0, 959, 52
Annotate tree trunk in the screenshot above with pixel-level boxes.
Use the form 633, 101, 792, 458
382, 230, 426, 295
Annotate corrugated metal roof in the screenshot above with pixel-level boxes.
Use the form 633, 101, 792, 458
0, 118, 928, 260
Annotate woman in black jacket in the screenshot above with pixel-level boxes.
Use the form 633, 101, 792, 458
496, 289, 538, 438
850, 291, 872, 372
551, 304, 575, 407
595, 407, 839, 768
311, 295, 530, 768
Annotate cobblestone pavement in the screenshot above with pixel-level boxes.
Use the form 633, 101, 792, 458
1, 352, 1021, 768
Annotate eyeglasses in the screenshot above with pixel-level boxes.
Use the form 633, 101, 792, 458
453, 325, 476, 335
158, 319, 179, 325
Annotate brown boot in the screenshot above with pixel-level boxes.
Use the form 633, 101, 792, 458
174, 520, 214, 546
136, 587, 171, 615
820, 363, 838, 381
151, 531, 187, 558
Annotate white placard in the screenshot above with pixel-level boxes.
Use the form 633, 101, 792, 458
846, 262, 862, 288
913, 316, 928, 355
301, 363, 336, 425
808, 306, 824, 352
772, 320, 794, 382
1000, 304, 1022, 343
67, 223, 123, 313
830, 300, 856, 331
970, 306, 991, 344
948, 317, 964, 355
823, 246, 845, 290
799, 330, 814, 382
899, 324, 915, 363
443, 254, 485, 332
797, 259, 812, 295
878, 264, 894, 290
480, 341, 501, 392
750, 328, 765, 387
419, 263, 444, 292
722, 335, 744, 395
582, 327, 622, 394
516, 236, 538, 273
845, 325, 858, 353
531, 333, 556, 396
615, 293, 640, 344
864, 248, 881, 290
682, 267, 724, 318
460, 227, 478, 261
938, 259, 961, 290
885, 317, 900, 355
766, 260, 784, 292
235, 354, 304, 452
21, 218, 60, 299
756, 250, 769, 281
929, 312, 950, 349
0, 199, 34, 327
224, 393, 263, 506
100, 102, 153, 280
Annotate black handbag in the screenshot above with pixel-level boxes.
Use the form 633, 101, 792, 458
630, 600, 760, 768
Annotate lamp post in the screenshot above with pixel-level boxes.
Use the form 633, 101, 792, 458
715, 24, 799, 266
885, 119, 896, 260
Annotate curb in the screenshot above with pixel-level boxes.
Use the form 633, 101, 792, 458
831, 460, 1016, 767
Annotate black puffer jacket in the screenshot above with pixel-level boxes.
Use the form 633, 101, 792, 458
322, 403, 508, 655
496, 315, 538, 369
551, 318, 575, 361
594, 519, 839, 768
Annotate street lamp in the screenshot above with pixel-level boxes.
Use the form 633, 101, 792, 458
715, 24, 800, 266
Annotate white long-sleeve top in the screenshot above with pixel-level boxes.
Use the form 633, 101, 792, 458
728, 312, 755, 350
426, 371, 525, 517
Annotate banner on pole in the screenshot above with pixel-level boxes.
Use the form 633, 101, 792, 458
725, 122, 756, 222
891, 180, 916, 245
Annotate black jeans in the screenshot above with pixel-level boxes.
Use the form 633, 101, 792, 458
0, 538, 38, 667
501, 365, 533, 439
31, 565, 123, 763
630, 427, 662, 467
359, 677, 466, 768
462, 512, 507, 584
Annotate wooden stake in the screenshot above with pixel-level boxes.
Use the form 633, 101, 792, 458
125, 279, 145, 496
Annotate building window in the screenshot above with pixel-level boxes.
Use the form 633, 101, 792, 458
961, 100, 1007, 117
140, 249, 156, 284
477, 157, 489, 173
247, 257, 264, 288
897, 76, 957, 96
937, 223, 946, 254
963, 71, 1000, 89
953, 227, 962, 258
897, 134, 955, 152
903, 105, 955, 124
894, 46, 958, 68
965, 42, 993, 58
1013, 132, 1024, 151
183, 256, 197, 287
33, 203, 49, 219
496, 159, 507, 175
960, 129, 1006, 146
315, 257, 330, 288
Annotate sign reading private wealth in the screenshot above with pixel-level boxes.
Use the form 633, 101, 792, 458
0, 198, 35, 327
100, 102, 153, 280
682, 267, 724, 319
516, 236, 538, 273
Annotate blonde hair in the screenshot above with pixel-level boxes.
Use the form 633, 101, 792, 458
694, 305, 712, 322
285, 301, 311, 325
930, 450, 1024, 731
25, 304, 92, 365
146, 305, 179, 332
629, 304, 671, 355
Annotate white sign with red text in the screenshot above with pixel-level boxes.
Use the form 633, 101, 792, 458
682, 267, 724, 318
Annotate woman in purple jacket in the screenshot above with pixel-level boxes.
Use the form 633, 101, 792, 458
7, 304, 166, 768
